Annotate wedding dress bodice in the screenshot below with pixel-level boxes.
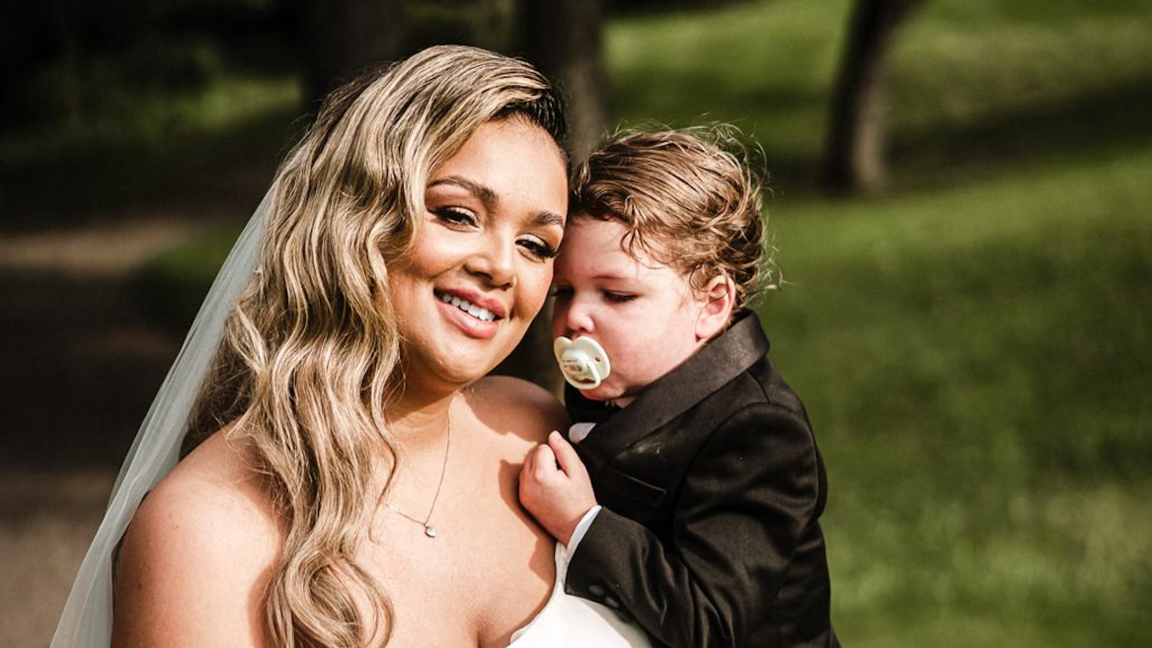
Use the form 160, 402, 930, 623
507, 545, 651, 648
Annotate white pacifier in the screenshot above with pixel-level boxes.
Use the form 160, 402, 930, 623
553, 336, 612, 391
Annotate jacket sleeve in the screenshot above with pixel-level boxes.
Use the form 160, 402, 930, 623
565, 402, 823, 648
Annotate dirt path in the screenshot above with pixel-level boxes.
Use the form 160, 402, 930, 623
0, 219, 198, 648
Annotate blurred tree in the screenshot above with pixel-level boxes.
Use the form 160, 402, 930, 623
0, 0, 139, 127
295, 0, 524, 107
299, 0, 609, 160
0, 0, 288, 130
402, 0, 518, 54
297, 0, 408, 108
518, 0, 609, 162
823, 0, 925, 195
606, 0, 752, 13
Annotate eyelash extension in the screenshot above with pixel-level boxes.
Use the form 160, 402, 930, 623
435, 207, 477, 227
521, 239, 559, 260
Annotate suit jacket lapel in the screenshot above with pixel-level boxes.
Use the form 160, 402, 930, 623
572, 311, 770, 477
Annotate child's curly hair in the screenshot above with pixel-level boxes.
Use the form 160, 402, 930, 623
570, 125, 773, 312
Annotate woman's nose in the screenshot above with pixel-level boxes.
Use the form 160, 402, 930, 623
465, 233, 517, 288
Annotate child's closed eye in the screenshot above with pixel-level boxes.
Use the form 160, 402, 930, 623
603, 291, 637, 304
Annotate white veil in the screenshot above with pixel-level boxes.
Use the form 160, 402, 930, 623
49, 189, 272, 648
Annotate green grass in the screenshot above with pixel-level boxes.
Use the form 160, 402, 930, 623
613, 1, 1152, 643
0, 72, 300, 225
608, 0, 1152, 190
130, 223, 248, 332
607, 0, 850, 176
760, 145, 1152, 646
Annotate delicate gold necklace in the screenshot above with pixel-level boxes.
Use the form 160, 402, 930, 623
384, 409, 451, 538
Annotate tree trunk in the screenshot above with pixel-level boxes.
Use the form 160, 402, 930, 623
519, 0, 609, 162
823, 0, 923, 196
298, 0, 407, 110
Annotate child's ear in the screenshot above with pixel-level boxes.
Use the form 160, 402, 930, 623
695, 274, 735, 341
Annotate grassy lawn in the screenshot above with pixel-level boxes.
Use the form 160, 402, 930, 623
613, 1, 1152, 643
763, 147, 1152, 646
0, 72, 299, 226
608, 0, 1152, 191
10, 0, 1150, 645
608, 1, 1152, 644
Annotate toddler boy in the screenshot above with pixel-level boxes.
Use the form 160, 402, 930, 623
520, 128, 840, 648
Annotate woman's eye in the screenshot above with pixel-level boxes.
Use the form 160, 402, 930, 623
434, 207, 477, 227
550, 286, 573, 300
518, 237, 558, 260
604, 291, 637, 304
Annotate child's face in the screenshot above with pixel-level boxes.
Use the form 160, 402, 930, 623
551, 217, 710, 406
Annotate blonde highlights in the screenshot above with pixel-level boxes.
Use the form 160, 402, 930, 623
186, 45, 565, 647
571, 126, 771, 311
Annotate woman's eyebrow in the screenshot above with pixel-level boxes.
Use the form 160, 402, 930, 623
532, 210, 565, 229
428, 176, 496, 205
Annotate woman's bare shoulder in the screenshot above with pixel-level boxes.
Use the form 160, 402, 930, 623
113, 430, 282, 647
466, 376, 568, 446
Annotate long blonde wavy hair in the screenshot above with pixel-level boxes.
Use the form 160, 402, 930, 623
184, 45, 566, 647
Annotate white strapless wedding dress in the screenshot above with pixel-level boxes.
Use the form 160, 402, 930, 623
507, 545, 651, 647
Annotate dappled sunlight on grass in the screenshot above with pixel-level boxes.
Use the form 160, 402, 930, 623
890, 4, 1152, 188
896, 9, 1152, 130
1, 74, 300, 163
1, 74, 300, 222
609, 0, 1152, 194
607, 0, 849, 166
760, 143, 1152, 645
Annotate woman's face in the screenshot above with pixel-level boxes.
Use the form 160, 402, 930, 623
389, 118, 568, 394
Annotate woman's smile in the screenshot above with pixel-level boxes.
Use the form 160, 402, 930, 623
435, 288, 504, 338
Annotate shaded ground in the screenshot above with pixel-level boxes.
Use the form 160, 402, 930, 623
0, 219, 199, 648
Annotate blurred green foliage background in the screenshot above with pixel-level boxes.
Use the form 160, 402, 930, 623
3, 0, 1149, 645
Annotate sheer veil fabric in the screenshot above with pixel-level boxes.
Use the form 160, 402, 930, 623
50, 190, 271, 648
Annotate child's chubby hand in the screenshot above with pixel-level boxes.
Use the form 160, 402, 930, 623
519, 431, 598, 546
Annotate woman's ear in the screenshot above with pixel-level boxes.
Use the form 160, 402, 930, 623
695, 274, 735, 341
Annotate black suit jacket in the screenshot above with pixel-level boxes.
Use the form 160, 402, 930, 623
565, 312, 840, 648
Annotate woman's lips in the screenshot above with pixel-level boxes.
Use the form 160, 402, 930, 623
435, 289, 501, 339
436, 290, 500, 322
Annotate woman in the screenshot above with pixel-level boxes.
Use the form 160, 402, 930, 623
51, 45, 650, 648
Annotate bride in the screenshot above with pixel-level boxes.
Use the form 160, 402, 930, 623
51, 45, 650, 648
